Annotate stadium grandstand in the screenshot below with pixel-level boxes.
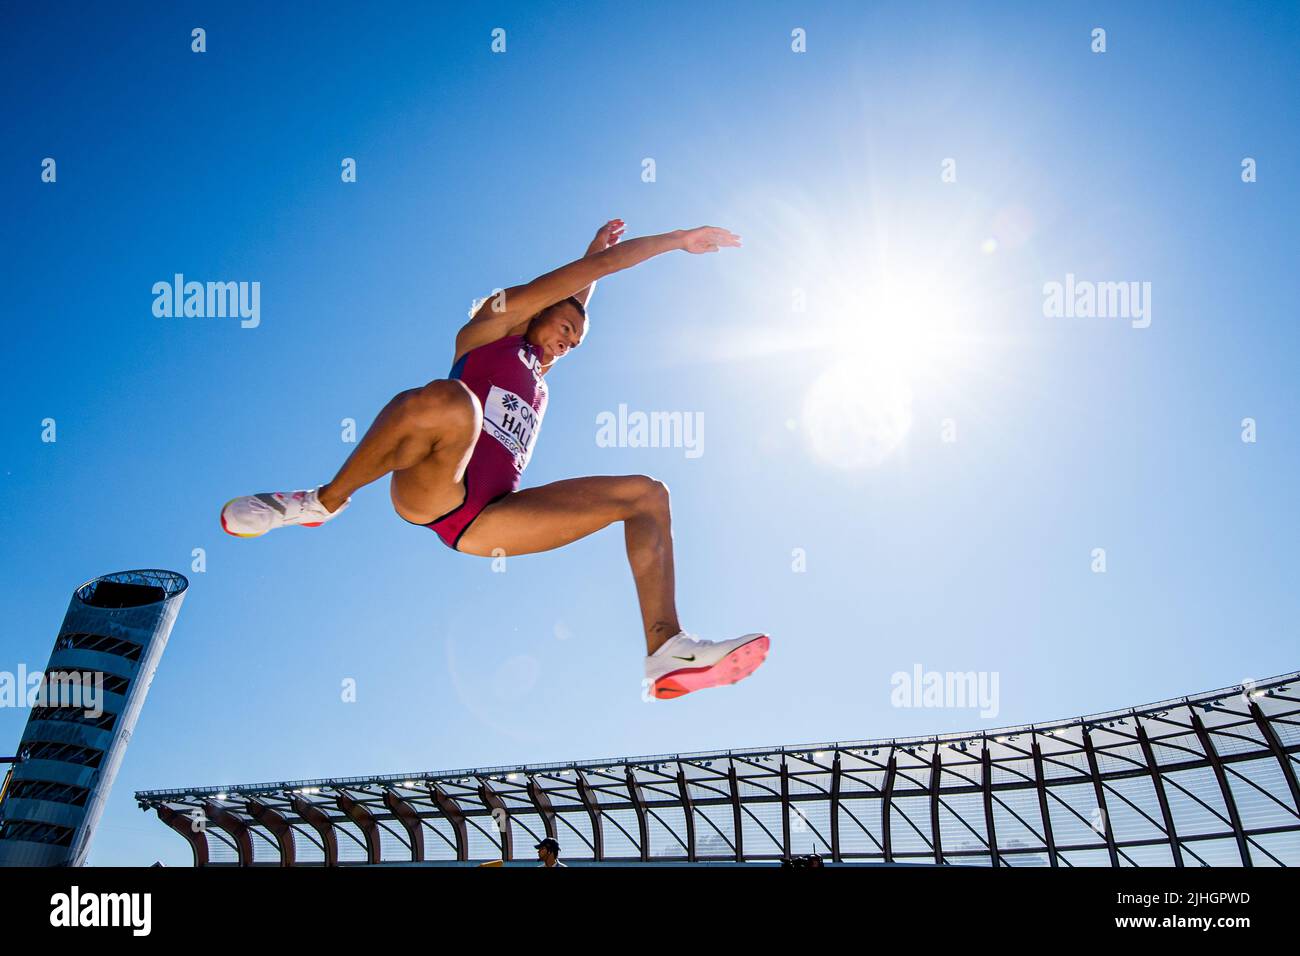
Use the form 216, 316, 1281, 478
135, 669, 1299, 866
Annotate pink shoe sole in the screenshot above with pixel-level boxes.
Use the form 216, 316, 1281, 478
653, 635, 770, 700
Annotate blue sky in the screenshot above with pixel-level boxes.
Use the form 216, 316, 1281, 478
1, 2, 1297, 865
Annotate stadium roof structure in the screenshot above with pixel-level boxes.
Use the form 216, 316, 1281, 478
136, 670, 1300, 866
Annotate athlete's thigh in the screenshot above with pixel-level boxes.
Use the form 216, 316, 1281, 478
389, 415, 481, 524
456, 475, 655, 557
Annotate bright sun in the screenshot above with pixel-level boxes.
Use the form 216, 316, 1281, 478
696, 191, 1002, 472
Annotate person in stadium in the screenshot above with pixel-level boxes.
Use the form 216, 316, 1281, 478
535, 838, 565, 868
220, 220, 770, 700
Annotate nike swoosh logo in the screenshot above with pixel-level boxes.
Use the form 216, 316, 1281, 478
672, 655, 697, 662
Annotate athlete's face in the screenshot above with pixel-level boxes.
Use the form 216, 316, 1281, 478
528, 303, 586, 365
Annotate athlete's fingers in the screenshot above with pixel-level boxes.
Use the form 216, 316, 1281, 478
681, 225, 740, 254
597, 220, 625, 247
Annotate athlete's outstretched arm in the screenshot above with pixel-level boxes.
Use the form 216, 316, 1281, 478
457, 225, 740, 355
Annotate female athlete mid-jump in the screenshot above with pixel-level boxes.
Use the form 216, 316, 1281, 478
221, 220, 770, 699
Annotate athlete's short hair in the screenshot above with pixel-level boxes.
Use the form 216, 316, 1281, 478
558, 295, 587, 318
466, 293, 586, 321
536, 296, 587, 330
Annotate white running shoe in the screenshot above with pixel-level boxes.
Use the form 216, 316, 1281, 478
220, 487, 349, 538
644, 630, 770, 700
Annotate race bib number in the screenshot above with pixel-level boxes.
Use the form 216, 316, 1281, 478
482, 385, 541, 471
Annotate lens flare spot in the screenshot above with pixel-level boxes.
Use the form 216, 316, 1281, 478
493, 654, 540, 700
802, 359, 913, 470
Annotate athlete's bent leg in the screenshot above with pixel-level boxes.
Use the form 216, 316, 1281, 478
458, 475, 770, 698
387, 384, 483, 524
221, 379, 479, 537
319, 380, 480, 515
456, 475, 681, 654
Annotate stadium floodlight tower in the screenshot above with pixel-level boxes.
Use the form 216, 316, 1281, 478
0, 569, 188, 867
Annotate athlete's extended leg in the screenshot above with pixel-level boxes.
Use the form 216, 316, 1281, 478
457, 475, 680, 652
222, 379, 480, 536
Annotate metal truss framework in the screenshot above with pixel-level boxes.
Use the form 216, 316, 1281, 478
137, 671, 1300, 866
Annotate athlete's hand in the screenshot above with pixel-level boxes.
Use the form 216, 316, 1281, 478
678, 226, 742, 254
586, 219, 626, 256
